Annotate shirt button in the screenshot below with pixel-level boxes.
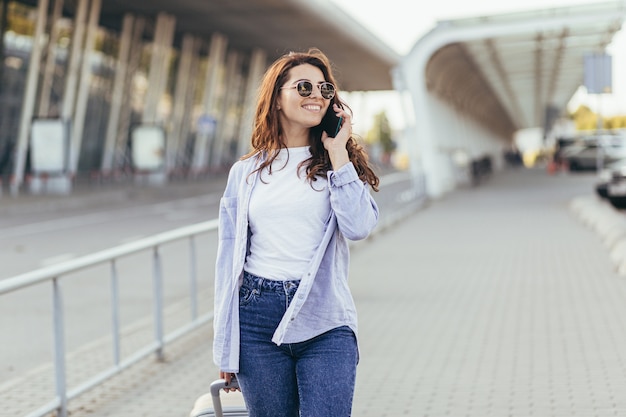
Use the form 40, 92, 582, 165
298, 294, 304, 299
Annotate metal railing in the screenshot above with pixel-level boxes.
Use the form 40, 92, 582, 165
0, 219, 219, 417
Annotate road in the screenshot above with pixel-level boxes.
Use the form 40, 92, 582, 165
0, 169, 416, 383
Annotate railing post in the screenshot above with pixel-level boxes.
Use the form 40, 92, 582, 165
1, 220, 219, 417
110, 260, 121, 365
52, 277, 68, 417
153, 246, 164, 361
189, 235, 198, 320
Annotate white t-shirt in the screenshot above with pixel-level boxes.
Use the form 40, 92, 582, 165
244, 146, 331, 281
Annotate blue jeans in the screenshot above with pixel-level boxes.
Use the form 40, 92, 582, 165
237, 271, 358, 417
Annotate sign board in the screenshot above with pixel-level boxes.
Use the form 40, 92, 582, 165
584, 53, 612, 94
197, 114, 217, 136
30, 118, 68, 174
131, 125, 165, 171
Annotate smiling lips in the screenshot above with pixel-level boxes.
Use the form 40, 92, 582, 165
302, 104, 322, 112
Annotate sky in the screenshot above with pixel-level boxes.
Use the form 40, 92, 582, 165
329, 0, 626, 131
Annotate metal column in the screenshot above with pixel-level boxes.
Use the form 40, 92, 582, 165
237, 48, 266, 158
176, 43, 201, 172
61, 0, 87, 122
110, 17, 145, 175
69, 0, 102, 175
211, 50, 241, 168
135, 13, 174, 185
10, 0, 49, 195
30, 0, 88, 195
143, 13, 175, 125
168, 34, 200, 173
38, 0, 64, 117
101, 14, 134, 174
191, 32, 227, 174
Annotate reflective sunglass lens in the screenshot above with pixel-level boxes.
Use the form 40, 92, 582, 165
290, 81, 335, 99
320, 83, 335, 99
296, 81, 313, 97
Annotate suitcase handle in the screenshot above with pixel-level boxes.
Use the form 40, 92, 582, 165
209, 377, 240, 417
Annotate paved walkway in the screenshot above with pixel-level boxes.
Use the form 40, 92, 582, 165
351, 168, 626, 417
7, 166, 626, 417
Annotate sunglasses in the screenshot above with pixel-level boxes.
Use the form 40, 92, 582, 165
281, 80, 336, 100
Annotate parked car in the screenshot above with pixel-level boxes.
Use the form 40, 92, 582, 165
564, 134, 626, 172
595, 157, 626, 209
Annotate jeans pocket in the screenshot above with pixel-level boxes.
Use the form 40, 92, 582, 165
239, 284, 259, 307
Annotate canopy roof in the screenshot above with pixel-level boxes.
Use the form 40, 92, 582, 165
80, 0, 400, 92
25, 0, 624, 139
418, 1, 625, 139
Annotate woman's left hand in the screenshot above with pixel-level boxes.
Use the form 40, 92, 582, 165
219, 371, 241, 392
321, 104, 351, 171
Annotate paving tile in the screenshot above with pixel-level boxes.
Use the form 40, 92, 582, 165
7, 168, 626, 416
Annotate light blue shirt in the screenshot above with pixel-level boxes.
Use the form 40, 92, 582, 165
212, 154, 379, 373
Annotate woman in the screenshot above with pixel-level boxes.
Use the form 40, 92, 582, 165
213, 47, 379, 417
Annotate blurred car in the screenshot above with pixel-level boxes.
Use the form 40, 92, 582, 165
564, 134, 626, 171
595, 157, 626, 209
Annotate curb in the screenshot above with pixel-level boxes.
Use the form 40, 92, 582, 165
569, 194, 626, 275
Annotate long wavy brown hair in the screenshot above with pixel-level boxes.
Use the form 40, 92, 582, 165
242, 48, 379, 192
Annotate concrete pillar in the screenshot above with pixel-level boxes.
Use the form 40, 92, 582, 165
135, 13, 175, 185
211, 50, 241, 168
38, 0, 64, 117
110, 17, 145, 174
143, 13, 176, 125
69, 0, 102, 174
61, 0, 88, 122
176, 41, 201, 171
11, 0, 49, 195
168, 34, 200, 173
101, 13, 134, 174
237, 48, 266, 158
191, 32, 227, 173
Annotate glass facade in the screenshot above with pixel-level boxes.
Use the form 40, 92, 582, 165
0, 1, 244, 189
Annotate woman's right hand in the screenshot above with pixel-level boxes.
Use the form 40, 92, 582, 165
219, 371, 240, 392
321, 103, 351, 171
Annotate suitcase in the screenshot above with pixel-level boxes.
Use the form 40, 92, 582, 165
191, 378, 248, 417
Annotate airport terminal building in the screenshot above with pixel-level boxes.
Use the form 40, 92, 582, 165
0, 0, 624, 197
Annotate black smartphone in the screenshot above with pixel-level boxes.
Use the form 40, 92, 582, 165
320, 109, 343, 137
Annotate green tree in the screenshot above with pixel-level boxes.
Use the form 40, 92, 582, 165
366, 111, 395, 165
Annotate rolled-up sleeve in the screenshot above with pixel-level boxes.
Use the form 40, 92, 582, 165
327, 162, 379, 241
